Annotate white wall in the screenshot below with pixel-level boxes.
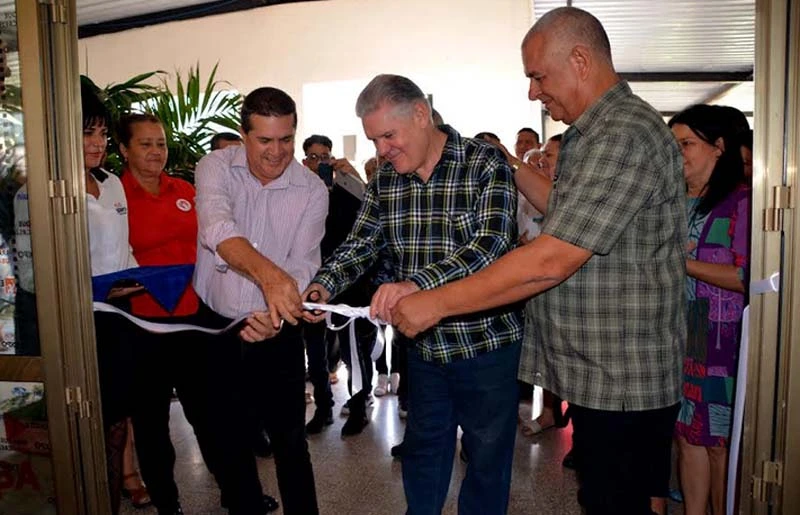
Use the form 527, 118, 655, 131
78, 0, 542, 165
543, 114, 569, 142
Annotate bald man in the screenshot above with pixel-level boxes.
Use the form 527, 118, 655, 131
393, 7, 686, 515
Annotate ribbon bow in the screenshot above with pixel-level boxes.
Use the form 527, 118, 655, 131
303, 302, 394, 393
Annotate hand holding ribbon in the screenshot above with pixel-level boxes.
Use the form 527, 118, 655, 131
302, 301, 394, 394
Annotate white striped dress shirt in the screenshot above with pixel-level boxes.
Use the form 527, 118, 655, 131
193, 145, 329, 319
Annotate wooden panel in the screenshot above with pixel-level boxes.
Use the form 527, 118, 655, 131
0, 356, 44, 382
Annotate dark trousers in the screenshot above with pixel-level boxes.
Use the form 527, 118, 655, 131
131, 307, 263, 514
95, 311, 135, 428
571, 402, 680, 515
95, 311, 136, 515
402, 341, 520, 515
242, 323, 319, 515
326, 328, 340, 373
393, 337, 409, 406
304, 321, 333, 412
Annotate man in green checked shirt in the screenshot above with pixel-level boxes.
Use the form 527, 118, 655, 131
303, 74, 523, 515
394, 7, 686, 515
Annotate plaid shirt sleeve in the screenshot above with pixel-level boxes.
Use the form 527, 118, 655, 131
312, 179, 382, 298
408, 155, 518, 290
543, 130, 657, 255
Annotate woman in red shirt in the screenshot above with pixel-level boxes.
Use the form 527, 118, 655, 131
119, 114, 198, 514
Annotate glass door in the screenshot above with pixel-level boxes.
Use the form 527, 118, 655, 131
741, 0, 799, 513
0, 2, 59, 512
0, 1, 110, 513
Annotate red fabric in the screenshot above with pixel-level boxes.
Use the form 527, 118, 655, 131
122, 170, 199, 317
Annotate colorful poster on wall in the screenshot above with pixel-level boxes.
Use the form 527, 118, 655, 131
0, 382, 56, 515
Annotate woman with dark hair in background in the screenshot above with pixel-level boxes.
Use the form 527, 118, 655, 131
738, 129, 753, 183
669, 104, 751, 515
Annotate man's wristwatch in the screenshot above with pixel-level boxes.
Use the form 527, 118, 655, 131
510, 160, 521, 172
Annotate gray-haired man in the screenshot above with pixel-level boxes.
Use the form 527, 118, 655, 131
393, 7, 686, 515
303, 74, 522, 514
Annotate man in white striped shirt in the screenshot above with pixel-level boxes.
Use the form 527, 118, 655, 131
193, 86, 327, 515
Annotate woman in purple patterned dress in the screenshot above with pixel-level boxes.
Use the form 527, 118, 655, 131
669, 104, 751, 515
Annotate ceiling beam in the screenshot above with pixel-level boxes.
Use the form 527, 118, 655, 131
78, 0, 324, 39
620, 71, 753, 82
660, 110, 754, 118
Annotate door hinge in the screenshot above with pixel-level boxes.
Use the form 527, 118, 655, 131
39, 0, 67, 24
79, 399, 91, 419
65, 385, 80, 409
763, 185, 793, 231
48, 179, 65, 199
752, 460, 783, 504
48, 179, 76, 214
63, 196, 77, 215
65, 386, 91, 419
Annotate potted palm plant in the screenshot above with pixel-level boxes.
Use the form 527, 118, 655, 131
82, 63, 242, 182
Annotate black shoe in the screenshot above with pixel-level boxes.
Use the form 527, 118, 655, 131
252, 432, 273, 458
340, 398, 351, 416
306, 409, 334, 434
562, 448, 576, 469
391, 442, 405, 459
224, 494, 279, 514
157, 503, 183, 515
554, 399, 570, 428
341, 413, 368, 436
262, 495, 280, 513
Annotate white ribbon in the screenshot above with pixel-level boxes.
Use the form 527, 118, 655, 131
93, 301, 248, 334
750, 271, 780, 295
303, 302, 393, 394
92, 301, 393, 395
727, 271, 780, 515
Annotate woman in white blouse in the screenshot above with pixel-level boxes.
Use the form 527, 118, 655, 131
80, 81, 145, 513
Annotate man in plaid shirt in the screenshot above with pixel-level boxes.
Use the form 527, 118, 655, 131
304, 74, 522, 514
393, 7, 686, 515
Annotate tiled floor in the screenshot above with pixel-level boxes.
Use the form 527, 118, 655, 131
120, 371, 681, 515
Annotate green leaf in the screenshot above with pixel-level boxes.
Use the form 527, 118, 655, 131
83, 61, 241, 177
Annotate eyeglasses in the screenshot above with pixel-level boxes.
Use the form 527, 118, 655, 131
306, 153, 332, 163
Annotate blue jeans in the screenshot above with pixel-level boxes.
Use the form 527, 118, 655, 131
402, 341, 521, 515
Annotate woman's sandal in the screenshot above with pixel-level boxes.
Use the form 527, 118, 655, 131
122, 472, 152, 509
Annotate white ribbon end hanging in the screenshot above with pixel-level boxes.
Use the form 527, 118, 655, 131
750, 272, 780, 295
303, 302, 392, 394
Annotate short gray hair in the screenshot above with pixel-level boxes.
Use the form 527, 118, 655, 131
355, 74, 430, 119
524, 7, 613, 66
